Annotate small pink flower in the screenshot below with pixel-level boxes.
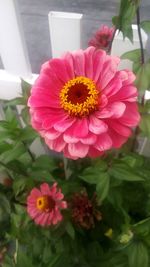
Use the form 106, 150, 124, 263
27, 183, 67, 226
28, 47, 140, 159
88, 25, 115, 50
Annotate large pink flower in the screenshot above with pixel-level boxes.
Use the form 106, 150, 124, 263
28, 47, 140, 159
88, 25, 115, 50
27, 183, 67, 226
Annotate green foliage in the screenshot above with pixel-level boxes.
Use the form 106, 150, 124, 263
109, 163, 144, 181
112, 0, 139, 41
139, 114, 150, 138
121, 49, 142, 62
140, 20, 150, 34
126, 241, 149, 267
135, 62, 150, 92
1, 0, 150, 265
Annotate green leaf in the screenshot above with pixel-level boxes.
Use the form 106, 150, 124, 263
139, 114, 150, 138
121, 49, 141, 62
19, 126, 37, 142
13, 178, 26, 197
5, 97, 25, 106
120, 154, 144, 168
32, 155, 57, 172
66, 221, 75, 239
0, 142, 26, 164
21, 79, 31, 102
21, 107, 30, 125
0, 193, 11, 222
140, 20, 150, 34
133, 217, 150, 237
127, 241, 149, 267
96, 173, 110, 202
135, 63, 150, 92
79, 166, 107, 184
16, 250, 33, 267
113, 0, 136, 41
109, 164, 144, 181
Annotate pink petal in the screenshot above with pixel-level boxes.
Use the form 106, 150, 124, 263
72, 49, 85, 76
68, 142, 89, 158
59, 201, 67, 209
28, 93, 60, 109
55, 190, 64, 200
63, 134, 78, 144
54, 116, 75, 132
93, 49, 106, 82
107, 120, 132, 137
94, 133, 112, 151
42, 112, 68, 130
98, 94, 108, 108
109, 85, 138, 103
29, 188, 41, 198
80, 132, 97, 145
122, 70, 136, 86
96, 102, 126, 119
62, 52, 75, 79
35, 213, 49, 226
89, 115, 108, 134
84, 46, 95, 79
49, 58, 71, 83
65, 118, 89, 138
52, 210, 62, 224
32, 74, 61, 97
45, 135, 66, 152
31, 118, 43, 132
102, 75, 122, 97
118, 102, 140, 127
27, 207, 41, 219
41, 128, 61, 140
98, 55, 120, 89
88, 147, 104, 158
63, 146, 78, 160
40, 183, 51, 195
108, 128, 127, 148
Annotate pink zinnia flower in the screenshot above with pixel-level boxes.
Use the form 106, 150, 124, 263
88, 25, 115, 50
27, 183, 67, 226
28, 47, 140, 159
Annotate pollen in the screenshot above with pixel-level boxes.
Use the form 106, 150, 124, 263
37, 195, 55, 212
60, 76, 99, 117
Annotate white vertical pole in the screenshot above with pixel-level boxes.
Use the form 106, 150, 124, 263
48, 11, 83, 58
0, 0, 32, 78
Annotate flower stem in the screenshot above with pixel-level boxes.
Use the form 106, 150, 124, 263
136, 7, 145, 64
14, 239, 18, 264
131, 6, 145, 152
108, 28, 117, 54
63, 156, 71, 180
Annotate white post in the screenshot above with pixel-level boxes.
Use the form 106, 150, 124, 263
48, 11, 83, 58
0, 0, 32, 78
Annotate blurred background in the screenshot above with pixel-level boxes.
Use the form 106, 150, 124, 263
0, 0, 150, 74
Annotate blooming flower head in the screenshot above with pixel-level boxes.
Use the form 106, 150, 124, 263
28, 47, 140, 159
88, 25, 115, 50
71, 191, 102, 229
27, 183, 67, 226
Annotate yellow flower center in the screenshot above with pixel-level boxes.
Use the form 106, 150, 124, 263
36, 195, 55, 212
60, 76, 99, 117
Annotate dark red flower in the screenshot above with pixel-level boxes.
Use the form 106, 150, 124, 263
71, 191, 102, 229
